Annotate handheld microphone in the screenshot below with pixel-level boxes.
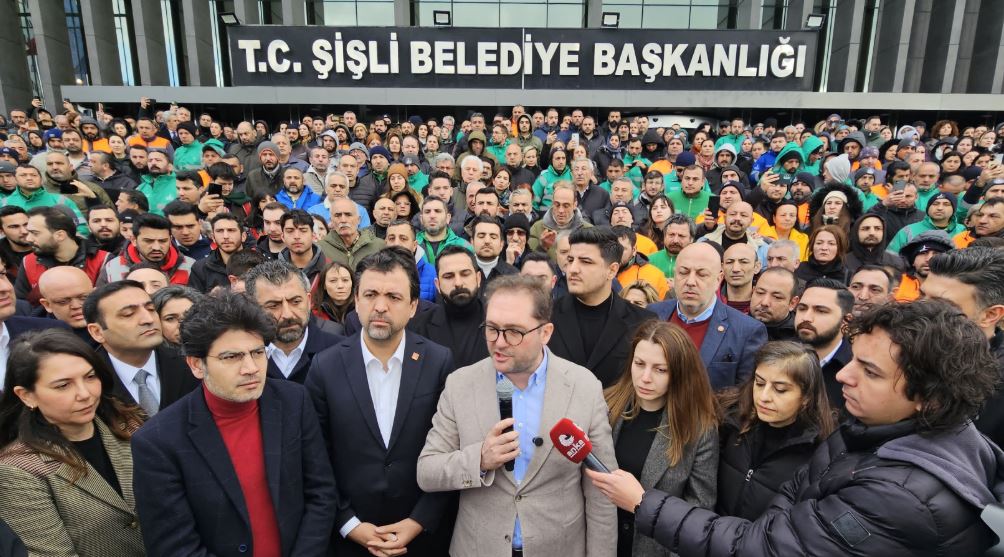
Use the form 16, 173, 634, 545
549, 418, 611, 473
496, 377, 515, 472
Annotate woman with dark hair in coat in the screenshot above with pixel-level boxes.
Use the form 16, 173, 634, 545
808, 181, 863, 237
715, 342, 835, 520
795, 225, 851, 285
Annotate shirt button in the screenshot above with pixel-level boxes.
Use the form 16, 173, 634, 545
238, 544, 248, 553
515, 495, 522, 502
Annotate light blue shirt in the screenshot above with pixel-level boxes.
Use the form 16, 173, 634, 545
676, 297, 717, 324
497, 350, 548, 550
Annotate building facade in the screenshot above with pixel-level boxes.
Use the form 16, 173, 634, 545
3, 0, 1004, 114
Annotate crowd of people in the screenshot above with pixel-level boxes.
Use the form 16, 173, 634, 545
0, 100, 1000, 556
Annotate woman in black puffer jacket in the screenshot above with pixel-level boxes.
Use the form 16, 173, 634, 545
714, 342, 835, 520
619, 301, 1004, 557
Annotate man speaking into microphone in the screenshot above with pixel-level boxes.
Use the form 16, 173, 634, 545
418, 274, 617, 557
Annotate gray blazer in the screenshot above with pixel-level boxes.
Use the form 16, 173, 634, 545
418, 351, 618, 557
0, 418, 144, 557
613, 413, 718, 557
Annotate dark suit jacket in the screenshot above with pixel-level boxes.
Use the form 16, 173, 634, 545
5, 316, 68, 338
821, 338, 853, 410
131, 379, 339, 557
0, 519, 25, 557
266, 322, 344, 384
648, 300, 768, 390
97, 345, 200, 411
410, 301, 489, 369
548, 294, 657, 387
305, 333, 456, 556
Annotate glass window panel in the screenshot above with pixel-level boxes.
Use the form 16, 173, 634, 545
639, 5, 690, 27
357, 1, 395, 25
689, 5, 720, 28
323, 2, 360, 25
454, 2, 500, 27
546, 3, 582, 26
501, 4, 546, 27
611, 5, 644, 28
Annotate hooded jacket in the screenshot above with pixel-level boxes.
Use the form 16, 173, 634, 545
187, 249, 233, 293
800, 134, 826, 176
839, 131, 867, 161
591, 135, 625, 179
513, 115, 543, 153
137, 173, 179, 216
706, 144, 738, 191
99, 243, 194, 286
845, 213, 903, 274
824, 153, 852, 186
637, 418, 1004, 556
531, 161, 572, 211
887, 192, 966, 255
808, 181, 864, 236
279, 245, 329, 284
317, 227, 385, 271
770, 142, 805, 181
175, 236, 212, 261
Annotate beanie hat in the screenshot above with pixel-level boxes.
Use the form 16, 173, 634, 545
177, 121, 198, 136
853, 167, 876, 185
794, 172, 818, 190
348, 142, 369, 157
504, 212, 531, 235
822, 190, 848, 206
824, 153, 851, 184
256, 141, 279, 158
43, 128, 63, 143
926, 191, 957, 214
963, 166, 983, 182
79, 116, 99, 127
408, 115, 424, 126
387, 163, 408, 181
860, 146, 879, 159
369, 145, 391, 161
719, 180, 745, 201
675, 151, 696, 167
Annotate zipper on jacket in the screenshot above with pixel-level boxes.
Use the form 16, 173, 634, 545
745, 468, 753, 481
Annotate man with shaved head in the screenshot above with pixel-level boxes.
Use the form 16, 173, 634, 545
701, 201, 769, 267
37, 266, 97, 346
722, 242, 761, 314
227, 121, 261, 171
649, 242, 768, 389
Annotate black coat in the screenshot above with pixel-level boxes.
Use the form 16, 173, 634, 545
0, 519, 25, 557
411, 299, 489, 369
188, 250, 231, 293
975, 329, 1004, 448
794, 257, 850, 285
97, 345, 199, 412
304, 333, 456, 556
131, 379, 339, 557
266, 322, 344, 384
636, 419, 1003, 556
821, 339, 854, 410
548, 293, 656, 387
576, 184, 611, 223
762, 312, 798, 342
715, 419, 820, 520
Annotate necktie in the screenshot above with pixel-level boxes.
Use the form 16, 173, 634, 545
134, 369, 158, 417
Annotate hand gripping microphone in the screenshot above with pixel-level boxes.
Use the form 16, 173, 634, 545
496, 377, 515, 472
549, 418, 611, 473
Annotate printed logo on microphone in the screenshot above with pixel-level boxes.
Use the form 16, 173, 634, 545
559, 434, 587, 460
558, 434, 575, 447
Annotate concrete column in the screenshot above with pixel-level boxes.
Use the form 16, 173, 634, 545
585, 0, 602, 28
950, 0, 981, 93
825, 0, 865, 92
130, 0, 169, 85
280, 0, 306, 25
903, 0, 931, 92
180, 0, 215, 85
80, 0, 122, 86
784, 0, 813, 31
393, 0, 409, 26
28, 0, 76, 102
934, 1, 967, 93
0, 0, 34, 113
734, 0, 760, 30
232, 0, 260, 24
869, 0, 915, 92
964, 0, 1004, 93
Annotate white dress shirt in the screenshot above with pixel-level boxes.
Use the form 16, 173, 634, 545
0, 324, 10, 389
267, 329, 309, 379
340, 332, 407, 538
108, 350, 160, 405
819, 339, 844, 368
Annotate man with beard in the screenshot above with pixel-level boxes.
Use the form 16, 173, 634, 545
136, 149, 178, 215
99, 213, 196, 285
244, 259, 343, 384
188, 213, 247, 293
570, 157, 610, 221
384, 219, 437, 302
868, 182, 923, 237
59, 129, 90, 178
795, 278, 854, 407
844, 214, 902, 274
416, 197, 470, 267
306, 248, 455, 557
848, 264, 897, 316
750, 267, 800, 341
700, 202, 769, 265
648, 213, 694, 279
412, 245, 489, 368
354, 146, 390, 209
613, 225, 668, 299
163, 200, 211, 261
16, 207, 109, 307
470, 214, 518, 292
276, 167, 322, 211
245, 141, 285, 199
955, 197, 1004, 248
279, 209, 329, 284
37, 266, 97, 346
43, 151, 113, 213
2, 164, 87, 235
304, 146, 332, 195
84, 280, 197, 415
503, 142, 535, 189
788, 172, 815, 229
895, 230, 953, 302
0, 206, 31, 277
85, 204, 126, 255
888, 192, 966, 254
549, 227, 655, 387
124, 145, 148, 182
226, 121, 261, 171
529, 183, 591, 260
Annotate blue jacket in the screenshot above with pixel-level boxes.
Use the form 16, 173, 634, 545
416, 254, 436, 302
647, 299, 767, 390
750, 149, 780, 184
131, 379, 340, 557
276, 188, 324, 211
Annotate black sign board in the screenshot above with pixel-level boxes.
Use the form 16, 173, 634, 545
228, 26, 818, 91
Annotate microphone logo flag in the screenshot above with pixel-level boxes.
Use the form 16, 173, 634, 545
558, 434, 575, 447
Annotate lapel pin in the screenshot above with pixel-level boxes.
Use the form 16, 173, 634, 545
411, 352, 420, 361
717, 325, 725, 332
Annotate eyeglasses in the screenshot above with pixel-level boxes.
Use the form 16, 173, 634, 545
49, 294, 89, 307
206, 346, 268, 366
481, 323, 546, 346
